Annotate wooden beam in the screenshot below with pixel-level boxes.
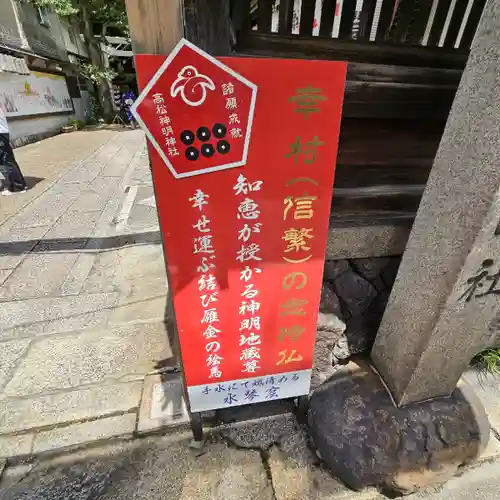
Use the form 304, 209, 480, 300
124, 0, 184, 55
183, 0, 232, 54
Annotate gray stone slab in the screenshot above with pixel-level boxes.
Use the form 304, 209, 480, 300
35, 210, 101, 251
68, 188, 117, 214
78, 249, 121, 295
0, 252, 80, 300
11, 191, 80, 228
0, 435, 274, 500
0, 339, 31, 390
109, 295, 167, 325
3, 322, 172, 397
137, 375, 189, 434
33, 413, 137, 454
269, 446, 381, 500
0, 270, 12, 285
0, 381, 142, 434
0, 292, 118, 340
479, 432, 500, 462
0, 225, 51, 270
326, 224, 411, 260
463, 368, 500, 434
0, 434, 34, 459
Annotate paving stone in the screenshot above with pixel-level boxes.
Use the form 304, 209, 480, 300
11, 191, 80, 228
3, 322, 172, 397
137, 375, 189, 433
109, 295, 167, 325
0, 435, 274, 500
0, 381, 142, 434
479, 432, 500, 462
0, 292, 118, 340
33, 413, 137, 453
0, 339, 31, 390
0, 252, 79, 301
68, 188, 118, 214
0, 269, 12, 285
0, 225, 51, 270
463, 368, 500, 434
37, 210, 101, 245
268, 428, 382, 500
0, 434, 34, 459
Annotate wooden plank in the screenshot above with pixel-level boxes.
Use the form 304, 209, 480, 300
279, 0, 295, 34
459, 0, 486, 49
299, 0, 316, 36
339, 0, 357, 39
334, 164, 432, 188
124, 0, 183, 54
337, 118, 445, 166
183, 0, 232, 54
427, 0, 452, 46
342, 81, 456, 119
258, 0, 274, 33
443, 0, 469, 47
232, 0, 252, 37
358, 0, 378, 41
375, 0, 397, 42
331, 190, 422, 215
406, 0, 434, 45
235, 32, 469, 68
346, 62, 462, 86
319, 0, 336, 37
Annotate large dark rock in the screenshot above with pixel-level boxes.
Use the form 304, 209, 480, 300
308, 359, 489, 494
331, 289, 390, 363
334, 267, 378, 317
323, 259, 349, 280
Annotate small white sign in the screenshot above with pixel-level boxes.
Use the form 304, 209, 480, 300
187, 369, 311, 412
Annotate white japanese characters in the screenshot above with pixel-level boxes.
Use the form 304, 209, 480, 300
190, 189, 223, 379
221, 81, 242, 141
153, 92, 179, 157
233, 173, 264, 375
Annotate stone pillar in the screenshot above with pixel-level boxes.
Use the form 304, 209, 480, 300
372, 0, 500, 406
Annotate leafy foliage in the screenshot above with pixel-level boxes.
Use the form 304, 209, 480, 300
29, 0, 128, 36
79, 63, 116, 83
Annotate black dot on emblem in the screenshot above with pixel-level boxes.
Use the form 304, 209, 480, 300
213, 123, 227, 139
197, 126, 211, 142
201, 143, 215, 158
185, 146, 199, 161
217, 140, 230, 155
180, 130, 195, 145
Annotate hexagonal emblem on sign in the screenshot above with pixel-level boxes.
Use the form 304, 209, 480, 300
132, 38, 257, 179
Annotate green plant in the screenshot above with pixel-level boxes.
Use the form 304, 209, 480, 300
473, 348, 500, 374
69, 118, 85, 130
78, 63, 117, 84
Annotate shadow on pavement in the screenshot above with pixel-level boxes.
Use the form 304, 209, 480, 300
0, 231, 162, 255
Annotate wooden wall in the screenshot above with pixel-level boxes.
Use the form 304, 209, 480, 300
180, 0, 484, 255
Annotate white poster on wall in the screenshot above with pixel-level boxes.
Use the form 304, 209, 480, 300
0, 70, 73, 117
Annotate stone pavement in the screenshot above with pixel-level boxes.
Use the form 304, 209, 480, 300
0, 129, 177, 458
1, 404, 500, 500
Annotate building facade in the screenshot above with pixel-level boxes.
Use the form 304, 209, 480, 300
0, 0, 91, 146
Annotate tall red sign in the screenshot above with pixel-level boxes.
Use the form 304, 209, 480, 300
133, 39, 346, 412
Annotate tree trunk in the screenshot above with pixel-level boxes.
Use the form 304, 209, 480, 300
79, 0, 114, 121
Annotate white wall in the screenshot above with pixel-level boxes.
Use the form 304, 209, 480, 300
8, 113, 72, 147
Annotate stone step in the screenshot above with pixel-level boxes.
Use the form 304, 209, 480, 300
2, 321, 173, 399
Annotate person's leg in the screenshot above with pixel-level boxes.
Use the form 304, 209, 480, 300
0, 133, 26, 192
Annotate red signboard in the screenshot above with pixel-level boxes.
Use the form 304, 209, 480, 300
133, 39, 346, 412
